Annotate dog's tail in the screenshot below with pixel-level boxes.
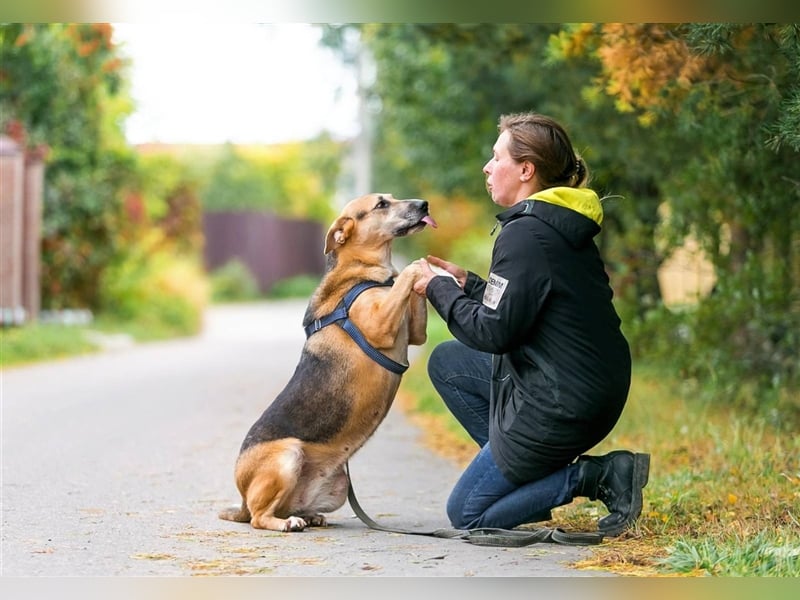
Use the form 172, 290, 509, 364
219, 501, 251, 523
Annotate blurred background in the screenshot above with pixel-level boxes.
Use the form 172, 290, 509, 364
1, 22, 799, 578
3, 23, 798, 403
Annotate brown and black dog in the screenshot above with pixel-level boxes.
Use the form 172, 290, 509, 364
219, 193, 435, 532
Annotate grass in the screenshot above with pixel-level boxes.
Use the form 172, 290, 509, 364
1, 323, 101, 367
1, 274, 320, 369
398, 310, 800, 577
0, 315, 197, 368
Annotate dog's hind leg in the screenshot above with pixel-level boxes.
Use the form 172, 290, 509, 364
243, 439, 309, 532
247, 476, 307, 532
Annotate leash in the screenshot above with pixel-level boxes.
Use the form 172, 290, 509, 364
344, 462, 605, 547
304, 279, 408, 375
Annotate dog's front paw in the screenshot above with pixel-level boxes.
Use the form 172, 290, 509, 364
283, 516, 307, 532
399, 261, 424, 283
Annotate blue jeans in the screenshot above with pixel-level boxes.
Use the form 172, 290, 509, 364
428, 340, 580, 530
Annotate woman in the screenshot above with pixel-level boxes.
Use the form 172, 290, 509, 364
412, 112, 649, 536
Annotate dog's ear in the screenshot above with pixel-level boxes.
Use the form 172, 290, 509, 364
324, 216, 355, 254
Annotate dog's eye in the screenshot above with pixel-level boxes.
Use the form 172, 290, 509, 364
374, 198, 390, 210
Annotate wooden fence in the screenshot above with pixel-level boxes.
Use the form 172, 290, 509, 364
203, 211, 325, 293
0, 135, 44, 325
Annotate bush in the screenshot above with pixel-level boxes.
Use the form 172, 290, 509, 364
99, 233, 209, 337
266, 274, 321, 299
209, 260, 261, 303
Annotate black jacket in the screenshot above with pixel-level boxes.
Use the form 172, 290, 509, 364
426, 187, 631, 484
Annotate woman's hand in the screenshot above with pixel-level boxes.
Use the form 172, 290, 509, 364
412, 255, 466, 297
425, 255, 467, 288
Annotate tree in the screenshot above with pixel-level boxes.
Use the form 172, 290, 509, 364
571, 23, 800, 395
198, 134, 343, 223
322, 23, 800, 401
1, 23, 135, 309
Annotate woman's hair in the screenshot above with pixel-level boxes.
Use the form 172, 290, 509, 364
498, 112, 590, 189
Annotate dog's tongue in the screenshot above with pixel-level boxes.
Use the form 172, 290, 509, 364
422, 215, 438, 228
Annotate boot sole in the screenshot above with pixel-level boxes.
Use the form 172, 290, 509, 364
599, 452, 650, 536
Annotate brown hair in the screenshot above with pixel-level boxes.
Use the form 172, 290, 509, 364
498, 112, 589, 189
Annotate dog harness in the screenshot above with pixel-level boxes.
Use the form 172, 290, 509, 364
303, 279, 408, 375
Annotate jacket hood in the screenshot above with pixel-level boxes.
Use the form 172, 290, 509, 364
497, 187, 603, 248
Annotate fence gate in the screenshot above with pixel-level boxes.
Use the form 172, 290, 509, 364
0, 135, 44, 325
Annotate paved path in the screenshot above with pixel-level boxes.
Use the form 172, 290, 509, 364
1, 301, 604, 577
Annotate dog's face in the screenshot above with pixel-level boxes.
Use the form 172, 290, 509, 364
324, 193, 436, 255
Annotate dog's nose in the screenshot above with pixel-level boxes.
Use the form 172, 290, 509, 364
416, 200, 429, 212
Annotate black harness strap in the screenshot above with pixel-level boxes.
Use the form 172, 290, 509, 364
304, 279, 408, 375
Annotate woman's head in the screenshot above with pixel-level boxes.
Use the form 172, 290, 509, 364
494, 112, 589, 195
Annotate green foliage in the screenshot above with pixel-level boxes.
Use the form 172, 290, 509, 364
133, 152, 205, 254
660, 532, 800, 577
2, 24, 208, 325
210, 260, 261, 303
1, 324, 99, 367
685, 258, 800, 398
39, 151, 134, 309
340, 24, 565, 201
200, 136, 343, 222
98, 232, 208, 337
636, 24, 800, 391
265, 274, 321, 300
1, 24, 137, 310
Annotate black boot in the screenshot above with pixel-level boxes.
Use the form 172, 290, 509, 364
574, 451, 650, 536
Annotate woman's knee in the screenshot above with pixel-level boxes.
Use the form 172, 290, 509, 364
427, 340, 461, 385
446, 491, 477, 530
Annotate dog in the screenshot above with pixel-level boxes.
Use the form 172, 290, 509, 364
219, 193, 436, 532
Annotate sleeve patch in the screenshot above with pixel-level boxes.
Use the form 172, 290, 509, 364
482, 272, 509, 310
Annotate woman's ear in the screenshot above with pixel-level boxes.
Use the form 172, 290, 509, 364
520, 160, 535, 182
324, 216, 355, 254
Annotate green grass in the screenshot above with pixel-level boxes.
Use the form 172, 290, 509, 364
400, 308, 800, 577
1, 323, 99, 367
1, 315, 199, 369
661, 531, 800, 576
2, 273, 321, 369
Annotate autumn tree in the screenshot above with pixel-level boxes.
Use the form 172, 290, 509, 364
567, 23, 800, 397
0, 23, 135, 309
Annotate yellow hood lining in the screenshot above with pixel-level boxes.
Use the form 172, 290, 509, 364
528, 187, 603, 225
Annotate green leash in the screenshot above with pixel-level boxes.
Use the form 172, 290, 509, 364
344, 462, 605, 547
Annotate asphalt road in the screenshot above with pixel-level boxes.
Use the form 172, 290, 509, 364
1, 300, 605, 577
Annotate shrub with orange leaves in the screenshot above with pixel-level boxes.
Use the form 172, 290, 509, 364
596, 24, 709, 116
